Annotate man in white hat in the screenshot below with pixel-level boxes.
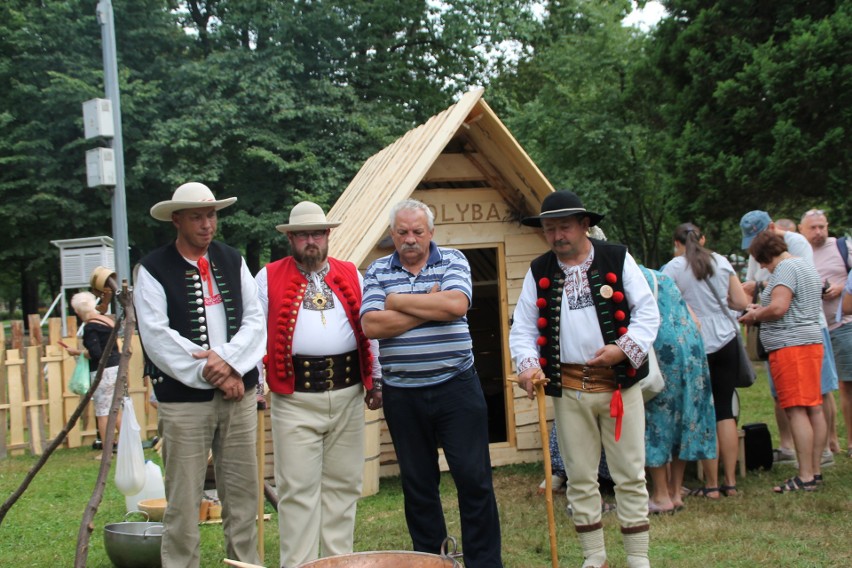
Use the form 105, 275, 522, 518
255, 201, 382, 568
134, 182, 266, 568
509, 190, 659, 568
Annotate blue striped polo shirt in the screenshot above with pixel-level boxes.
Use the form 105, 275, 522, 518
360, 242, 474, 387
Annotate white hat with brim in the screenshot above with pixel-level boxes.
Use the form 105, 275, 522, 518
276, 201, 341, 233
150, 182, 237, 221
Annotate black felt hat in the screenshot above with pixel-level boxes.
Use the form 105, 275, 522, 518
522, 190, 604, 228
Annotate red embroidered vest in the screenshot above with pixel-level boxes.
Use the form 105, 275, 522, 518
264, 257, 374, 394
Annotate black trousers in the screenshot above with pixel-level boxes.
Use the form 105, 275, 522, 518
382, 365, 503, 568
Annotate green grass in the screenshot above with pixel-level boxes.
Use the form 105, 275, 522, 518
2, 371, 851, 567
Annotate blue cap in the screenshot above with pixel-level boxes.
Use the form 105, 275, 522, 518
740, 210, 771, 249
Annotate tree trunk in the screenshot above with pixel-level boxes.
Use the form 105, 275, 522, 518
245, 239, 261, 275
20, 264, 39, 331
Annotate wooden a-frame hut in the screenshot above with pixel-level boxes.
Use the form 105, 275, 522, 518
326, 87, 556, 487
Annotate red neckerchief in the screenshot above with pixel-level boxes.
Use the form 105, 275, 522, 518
197, 256, 214, 296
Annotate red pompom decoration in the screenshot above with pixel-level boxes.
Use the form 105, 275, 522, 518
618, 326, 629, 336
537, 317, 548, 329
334, 275, 343, 283
538, 277, 551, 289
539, 357, 548, 367
536, 298, 547, 309
626, 367, 637, 378
536, 336, 548, 346
612, 291, 625, 303
605, 272, 618, 284
614, 310, 626, 321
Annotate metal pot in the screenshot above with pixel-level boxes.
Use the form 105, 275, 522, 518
103, 512, 164, 568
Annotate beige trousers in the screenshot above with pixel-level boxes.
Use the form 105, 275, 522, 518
271, 385, 365, 568
554, 384, 649, 529
157, 392, 260, 568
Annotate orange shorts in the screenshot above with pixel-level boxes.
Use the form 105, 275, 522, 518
769, 344, 823, 409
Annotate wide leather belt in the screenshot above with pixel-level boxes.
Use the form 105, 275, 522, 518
293, 350, 360, 393
560, 364, 617, 392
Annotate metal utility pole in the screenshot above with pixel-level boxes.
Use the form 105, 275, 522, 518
97, 0, 131, 284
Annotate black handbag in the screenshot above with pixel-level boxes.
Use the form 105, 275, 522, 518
705, 279, 756, 388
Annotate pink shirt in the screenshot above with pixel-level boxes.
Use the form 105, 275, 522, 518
812, 237, 852, 330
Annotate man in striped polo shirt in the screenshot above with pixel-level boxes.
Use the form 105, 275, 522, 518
361, 198, 503, 568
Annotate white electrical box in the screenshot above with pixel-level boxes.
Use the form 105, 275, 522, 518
82, 98, 115, 139
86, 147, 116, 187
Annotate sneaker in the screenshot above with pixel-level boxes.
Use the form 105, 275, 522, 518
821, 450, 835, 467
773, 447, 797, 465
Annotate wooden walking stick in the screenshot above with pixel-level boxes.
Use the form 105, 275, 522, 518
510, 375, 558, 568
535, 379, 559, 568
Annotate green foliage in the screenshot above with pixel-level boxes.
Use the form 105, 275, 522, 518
490, 0, 675, 266
653, 0, 852, 235
2, 0, 850, 308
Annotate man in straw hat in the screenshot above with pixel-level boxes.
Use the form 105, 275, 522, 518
134, 182, 266, 568
255, 201, 381, 568
360, 198, 503, 567
509, 190, 659, 568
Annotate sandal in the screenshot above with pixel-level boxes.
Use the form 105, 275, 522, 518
814, 474, 824, 485
687, 486, 721, 499
720, 484, 738, 497
773, 476, 816, 494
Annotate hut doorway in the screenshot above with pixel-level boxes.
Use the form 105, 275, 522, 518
461, 246, 508, 444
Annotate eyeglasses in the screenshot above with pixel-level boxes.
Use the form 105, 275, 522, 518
802, 209, 825, 218
290, 230, 328, 240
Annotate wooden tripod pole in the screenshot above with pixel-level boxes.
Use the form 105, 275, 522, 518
536, 381, 559, 568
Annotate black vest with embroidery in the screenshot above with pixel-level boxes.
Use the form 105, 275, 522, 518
138, 241, 259, 402
530, 239, 648, 397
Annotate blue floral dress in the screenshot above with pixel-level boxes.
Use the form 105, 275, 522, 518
641, 266, 717, 466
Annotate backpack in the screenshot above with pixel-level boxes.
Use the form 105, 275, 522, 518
837, 236, 851, 273
742, 422, 773, 471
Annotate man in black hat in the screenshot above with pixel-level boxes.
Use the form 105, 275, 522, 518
509, 190, 659, 568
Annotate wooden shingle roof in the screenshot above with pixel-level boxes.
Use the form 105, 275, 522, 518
327, 87, 554, 264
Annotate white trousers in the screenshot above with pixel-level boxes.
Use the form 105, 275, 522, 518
271, 385, 365, 568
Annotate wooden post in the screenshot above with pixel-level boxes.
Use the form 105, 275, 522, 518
535, 381, 558, 568
25, 346, 47, 454
256, 406, 265, 561
75, 279, 133, 567
0, 343, 7, 459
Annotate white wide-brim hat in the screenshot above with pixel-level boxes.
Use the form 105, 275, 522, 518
276, 201, 341, 233
150, 182, 237, 221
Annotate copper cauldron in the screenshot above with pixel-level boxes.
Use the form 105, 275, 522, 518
296, 537, 462, 568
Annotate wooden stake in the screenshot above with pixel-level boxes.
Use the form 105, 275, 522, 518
256, 404, 265, 561
509, 376, 558, 567
535, 381, 559, 568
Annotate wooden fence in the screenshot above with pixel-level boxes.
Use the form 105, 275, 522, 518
0, 316, 157, 459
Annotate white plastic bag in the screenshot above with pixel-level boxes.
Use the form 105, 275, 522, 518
125, 460, 166, 512
115, 396, 146, 496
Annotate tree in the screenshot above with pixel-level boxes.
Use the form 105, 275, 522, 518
652, 0, 852, 239
490, 0, 675, 266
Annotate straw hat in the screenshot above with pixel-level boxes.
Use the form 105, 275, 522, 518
150, 182, 237, 221
276, 201, 341, 233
